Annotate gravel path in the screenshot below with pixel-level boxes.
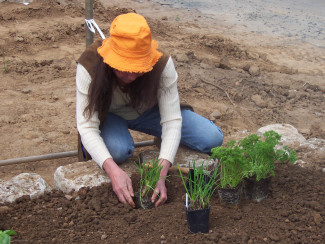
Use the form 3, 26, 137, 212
154, 0, 325, 47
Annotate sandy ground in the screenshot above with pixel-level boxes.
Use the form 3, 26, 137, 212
0, 0, 324, 185
153, 0, 325, 48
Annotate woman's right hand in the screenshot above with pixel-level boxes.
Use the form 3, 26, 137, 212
103, 158, 135, 208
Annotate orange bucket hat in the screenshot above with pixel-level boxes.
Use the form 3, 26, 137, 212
97, 13, 162, 73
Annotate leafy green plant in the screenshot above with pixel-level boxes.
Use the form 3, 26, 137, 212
178, 161, 219, 210
136, 158, 165, 202
239, 130, 297, 181
0, 230, 17, 244
210, 140, 247, 188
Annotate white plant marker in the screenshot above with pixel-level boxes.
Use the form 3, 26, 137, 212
185, 193, 188, 209
85, 19, 106, 40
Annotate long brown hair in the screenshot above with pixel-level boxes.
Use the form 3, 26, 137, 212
84, 54, 166, 124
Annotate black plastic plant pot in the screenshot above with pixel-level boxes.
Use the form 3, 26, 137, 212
186, 207, 210, 233
133, 192, 154, 209
243, 176, 271, 202
218, 183, 243, 205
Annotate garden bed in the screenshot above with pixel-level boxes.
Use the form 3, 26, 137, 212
1, 163, 324, 243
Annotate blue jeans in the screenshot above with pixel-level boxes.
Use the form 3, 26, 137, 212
100, 105, 223, 164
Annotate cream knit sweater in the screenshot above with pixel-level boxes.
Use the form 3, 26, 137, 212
76, 57, 182, 169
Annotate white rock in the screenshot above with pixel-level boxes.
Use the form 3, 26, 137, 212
257, 124, 306, 148
322, 168, 325, 173
294, 159, 307, 168
299, 138, 325, 150
179, 156, 216, 169
0, 173, 51, 204
296, 138, 325, 170
5, 0, 33, 3
209, 110, 222, 120
140, 146, 217, 170
248, 64, 260, 76
53, 161, 112, 194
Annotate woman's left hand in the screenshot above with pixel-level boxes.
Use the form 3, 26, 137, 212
152, 179, 167, 207
151, 159, 171, 208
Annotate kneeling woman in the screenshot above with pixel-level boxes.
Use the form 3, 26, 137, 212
76, 13, 223, 208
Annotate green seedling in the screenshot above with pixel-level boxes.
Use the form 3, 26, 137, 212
239, 130, 297, 181
136, 158, 166, 208
178, 161, 220, 210
0, 230, 17, 244
210, 140, 247, 188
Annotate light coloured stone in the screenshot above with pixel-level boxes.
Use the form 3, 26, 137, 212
251, 94, 267, 108
287, 90, 297, 99
210, 110, 222, 120
313, 213, 323, 225
6, 0, 33, 3
248, 64, 260, 76
299, 138, 325, 150
296, 138, 325, 170
219, 56, 231, 70
294, 159, 307, 168
180, 154, 216, 169
175, 53, 189, 63
0, 173, 51, 204
257, 124, 306, 148
101, 234, 108, 240
53, 160, 112, 194
1, 0, 32, 3
140, 146, 217, 170
0, 206, 11, 214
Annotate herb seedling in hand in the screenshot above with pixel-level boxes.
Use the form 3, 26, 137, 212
136, 158, 166, 209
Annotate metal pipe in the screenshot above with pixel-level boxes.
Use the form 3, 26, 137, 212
0, 140, 155, 166
85, 0, 94, 47
0, 151, 78, 166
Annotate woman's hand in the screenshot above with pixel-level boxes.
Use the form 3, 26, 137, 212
151, 159, 171, 208
103, 158, 135, 208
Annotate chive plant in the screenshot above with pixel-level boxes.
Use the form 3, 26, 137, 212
178, 161, 219, 210
136, 158, 165, 205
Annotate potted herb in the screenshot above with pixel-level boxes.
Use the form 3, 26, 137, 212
134, 158, 165, 209
239, 130, 297, 202
178, 161, 219, 233
210, 140, 247, 205
0, 229, 17, 244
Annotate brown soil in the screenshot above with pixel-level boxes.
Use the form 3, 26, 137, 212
1, 0, 324, 182
1, 164, 325, 243
0, 0, 324, 243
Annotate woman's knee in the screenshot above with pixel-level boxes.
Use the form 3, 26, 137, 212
109, 144, 134, 165
195, 127, 223, 153
204, 128, 223, 151
181, 109, 224, 153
